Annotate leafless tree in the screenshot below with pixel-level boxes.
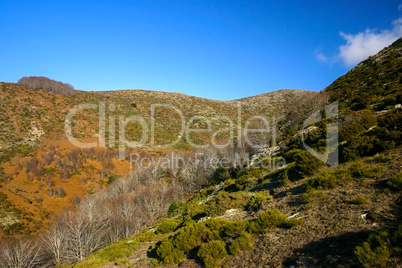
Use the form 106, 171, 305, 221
42, 223, 67, 265
58, 187, 66, 197
18, 76, 75, 96
39, 146, 258, 266
44, 151, 55, 165
46, 178, 55, 187
115, 195, 138, 238
0, 238, 42, 268
25, 157, 39, 173
61, 210, 108, 263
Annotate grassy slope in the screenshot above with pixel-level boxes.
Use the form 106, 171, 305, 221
76, 149, 401, 268
76, 39, 402, 267
0, 82, 314, 236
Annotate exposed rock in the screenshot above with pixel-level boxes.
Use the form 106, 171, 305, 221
217, 208, 248, 221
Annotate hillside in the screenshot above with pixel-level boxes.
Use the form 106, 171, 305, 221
324, 38, 401, 111
69, 39, 401, 268
0, 81, 315, 236
0, 38, 400, 267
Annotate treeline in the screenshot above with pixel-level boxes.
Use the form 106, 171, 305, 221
19, 146, 121, 183
0, 145, 253, 267
18, 76, 76, 96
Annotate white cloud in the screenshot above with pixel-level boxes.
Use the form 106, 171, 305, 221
399, 4, 402, 11
337, 18, 402, 66
315, 51, 328, 63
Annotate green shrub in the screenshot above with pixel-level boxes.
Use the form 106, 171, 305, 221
306, 171, 338, 190
198, 218, 231, 242
155, 238, 184, 264
223, 178, 236, 190
284, 218, 304, 228
213, 165, 232, 184
181, 202, 206, 223
220, 220, 249, 238
157, 218, 182, 234
197, 240, 228, 268
306, 167, 353, 190
265, 162, 297, 185
246, 192, 272, 211
154, 219, 231, 265
136, 230, 156, 242
373, 153, 387, 162
303, 189, 328, 203
76, 237, 140, 267
204, 191, 250, 216
284, 149, 323, 175
253, 209, 287, 232
306, 162, 383, 192
387, 172, 402, 191
353, 195, 370, 205
349, 162, 371, 178
276, 163, 295, 185
3, 222, 23, 235
0, 191, 7, 203
172, 219, 228, 252
202, 218, 231, 231
228, 232, 254, 254
167, 201, 180, 217
333, 168, 353, 182
355, 225, 402, 268
173, 222, 203, 251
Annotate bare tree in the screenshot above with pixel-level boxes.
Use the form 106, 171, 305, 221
115, 195, 138, 238
62, 210, 108, 263
58, 187, 66, 197
44, 151, 55, 165
0, 238, 42, 268
18, 76, 75, 96
43, 223, 67, 265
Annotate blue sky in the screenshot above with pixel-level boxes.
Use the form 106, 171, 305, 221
0, 0, 401, 100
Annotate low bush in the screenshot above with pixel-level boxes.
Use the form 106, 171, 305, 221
284, 218, 304, 228
155, 238, 184, 265
250, 209, 287, 233
157, 218, 182, 234
75, 237, 140, 267
222, 178, 236, 191
284, 149, 323, 176
228, 232, 254, 254
181, 202, 206, 224
173, 222, 204, 251
245, 192, 272, 211
306, 171, 339, 190
264, 162, 297, 185
306, 162, 383, 192
355, 225, 402, 268
167, 201, 180, 217
303, 189, 328, 203
197, 240, 228, 268
349, 162, 383, 179
204, 191, 250, 216
213, 165, 232, 184
353, 195, 370, 205
0, 191, 7, 203
202, 218, 231, 231
136, 230, 156, 242
220, 220, 249, 238
387, 172, 402, 191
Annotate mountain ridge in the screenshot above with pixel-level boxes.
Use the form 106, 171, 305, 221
0, 39, 400, 267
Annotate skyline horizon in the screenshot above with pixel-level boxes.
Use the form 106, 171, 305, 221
1, 1, 401, 100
